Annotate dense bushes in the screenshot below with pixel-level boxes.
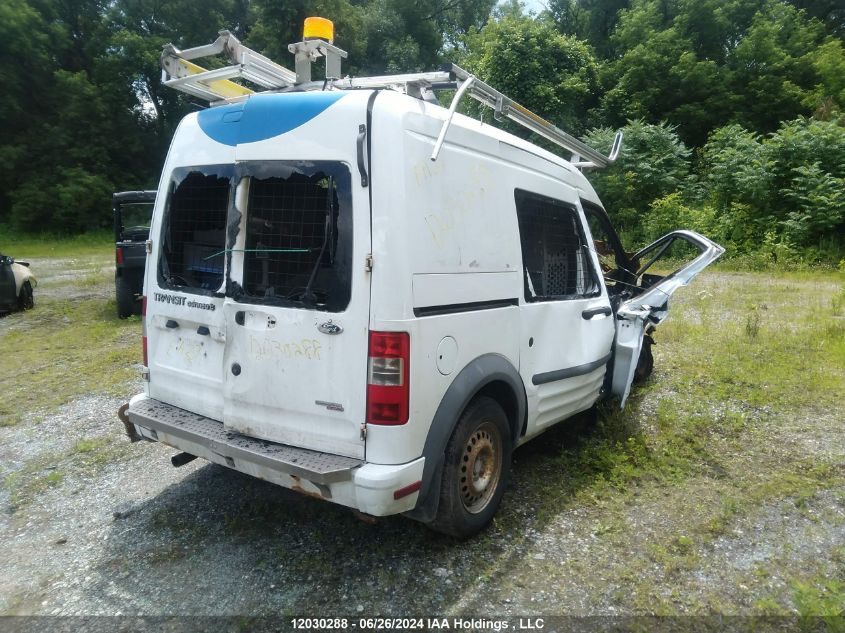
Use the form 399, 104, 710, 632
585, 117, 845, 265
1, 0, 843, 268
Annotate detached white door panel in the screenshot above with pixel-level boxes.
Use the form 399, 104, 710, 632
612, 230, 725, 406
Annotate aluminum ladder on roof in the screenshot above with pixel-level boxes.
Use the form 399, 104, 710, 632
160, 30, 297, 102
433, 64, 622, 169
159, 32, 621, 169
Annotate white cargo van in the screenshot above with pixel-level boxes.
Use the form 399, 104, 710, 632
119, 23, 723, 536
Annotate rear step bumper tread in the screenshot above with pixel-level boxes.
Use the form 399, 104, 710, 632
126, 398, 363, 484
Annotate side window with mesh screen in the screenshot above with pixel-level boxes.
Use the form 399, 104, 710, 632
515, 189, 600, 302
240, 163, 352, 312
159, 169, 230, 293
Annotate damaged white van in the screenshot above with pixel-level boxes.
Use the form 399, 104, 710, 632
119, 21, 723, 537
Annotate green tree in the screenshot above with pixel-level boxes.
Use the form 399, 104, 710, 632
548, 0, 631, 58
701, 117, 845, 251
701, 124, 770, 212
0, 0, 53, 225
728, 1, 827, 134
461, 12, 601, 135
805, 39, 845, 112
585, 120, 690, 236
599, 0, 832, 145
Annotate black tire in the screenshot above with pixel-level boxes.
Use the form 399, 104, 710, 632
427, 396, 512, 538
633, 334, 655, 384
116, 277, 136, 319
18, 281, 34, 311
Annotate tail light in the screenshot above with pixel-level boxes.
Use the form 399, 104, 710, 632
115, 246, 124, 265
366, 331, 409, 425
141, 295, 148, 369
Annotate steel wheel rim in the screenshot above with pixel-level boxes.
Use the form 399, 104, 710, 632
459, 420, 502, 514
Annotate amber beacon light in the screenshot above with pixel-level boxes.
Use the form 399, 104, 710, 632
303, 17, 334, 43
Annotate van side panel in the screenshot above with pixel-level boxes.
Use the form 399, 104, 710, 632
365, 93, 522, 466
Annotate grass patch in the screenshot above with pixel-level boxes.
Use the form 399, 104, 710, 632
0, 295, 140, 426
794, 579, 845, 620
0, 229, 112, 259
0, 230, 135, 427
486, 269, 845, 613
4, 469, 64, 510
77, 267, 110, 288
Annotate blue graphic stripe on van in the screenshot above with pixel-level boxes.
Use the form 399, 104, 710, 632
197, 92, 348, 146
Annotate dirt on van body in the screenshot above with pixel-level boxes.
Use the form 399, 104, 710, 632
1, 260, 843, 622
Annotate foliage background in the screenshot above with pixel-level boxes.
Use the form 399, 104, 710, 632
0, 0, 842, 262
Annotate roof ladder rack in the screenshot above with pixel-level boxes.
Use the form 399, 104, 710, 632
161, 30, 297, 103
159, 28, 621, 169
432, 64, 622, 169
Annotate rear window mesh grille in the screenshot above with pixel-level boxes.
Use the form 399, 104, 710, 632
515, 191, 599, 300
243, 174, 339, 304
161, 172, 229, 292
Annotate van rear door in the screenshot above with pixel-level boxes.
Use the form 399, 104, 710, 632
146, 166, 233, 421
221, 161, 369, 459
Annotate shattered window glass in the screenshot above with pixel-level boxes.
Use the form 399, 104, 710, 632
238, 162, 352, 312
159, 168, 232, 293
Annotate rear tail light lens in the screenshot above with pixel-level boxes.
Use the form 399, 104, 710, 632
141, 296, 148, 368
115, 246, 124, 265
366, 331, 409, 425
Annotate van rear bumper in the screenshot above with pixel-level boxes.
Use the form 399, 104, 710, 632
123, 395, 425, 516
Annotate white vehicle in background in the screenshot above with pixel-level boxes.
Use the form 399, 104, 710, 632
0, 254, 36, 315
119, 18, 723, 537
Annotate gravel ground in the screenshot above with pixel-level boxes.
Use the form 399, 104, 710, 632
1, 266, 843, 618
2, 393, 842, 617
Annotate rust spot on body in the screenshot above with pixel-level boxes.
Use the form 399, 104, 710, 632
290, 475, 326, 500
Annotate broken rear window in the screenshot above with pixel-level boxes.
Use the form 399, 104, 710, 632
238, 162, 352, 312
159, 167, 232, 294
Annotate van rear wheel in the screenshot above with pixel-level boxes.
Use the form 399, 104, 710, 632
427, 396, 511, 538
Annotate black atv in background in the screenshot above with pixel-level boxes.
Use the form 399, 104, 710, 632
114, 191, 156, 318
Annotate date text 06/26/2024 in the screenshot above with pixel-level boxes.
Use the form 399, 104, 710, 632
289, 617, 545, 631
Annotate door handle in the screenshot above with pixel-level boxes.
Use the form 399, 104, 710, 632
582, 306, 612, 320
235, 311, 245, 326
165, 319, 179, 329
197, 326, 210, 336
356, 123, 369, 187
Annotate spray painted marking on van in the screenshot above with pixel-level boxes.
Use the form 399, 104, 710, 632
248, 336, 323, 361
174, 338, 204, 363
423, 164, 493, 248
411, 158, 444, 187
197, 92, 348, 146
